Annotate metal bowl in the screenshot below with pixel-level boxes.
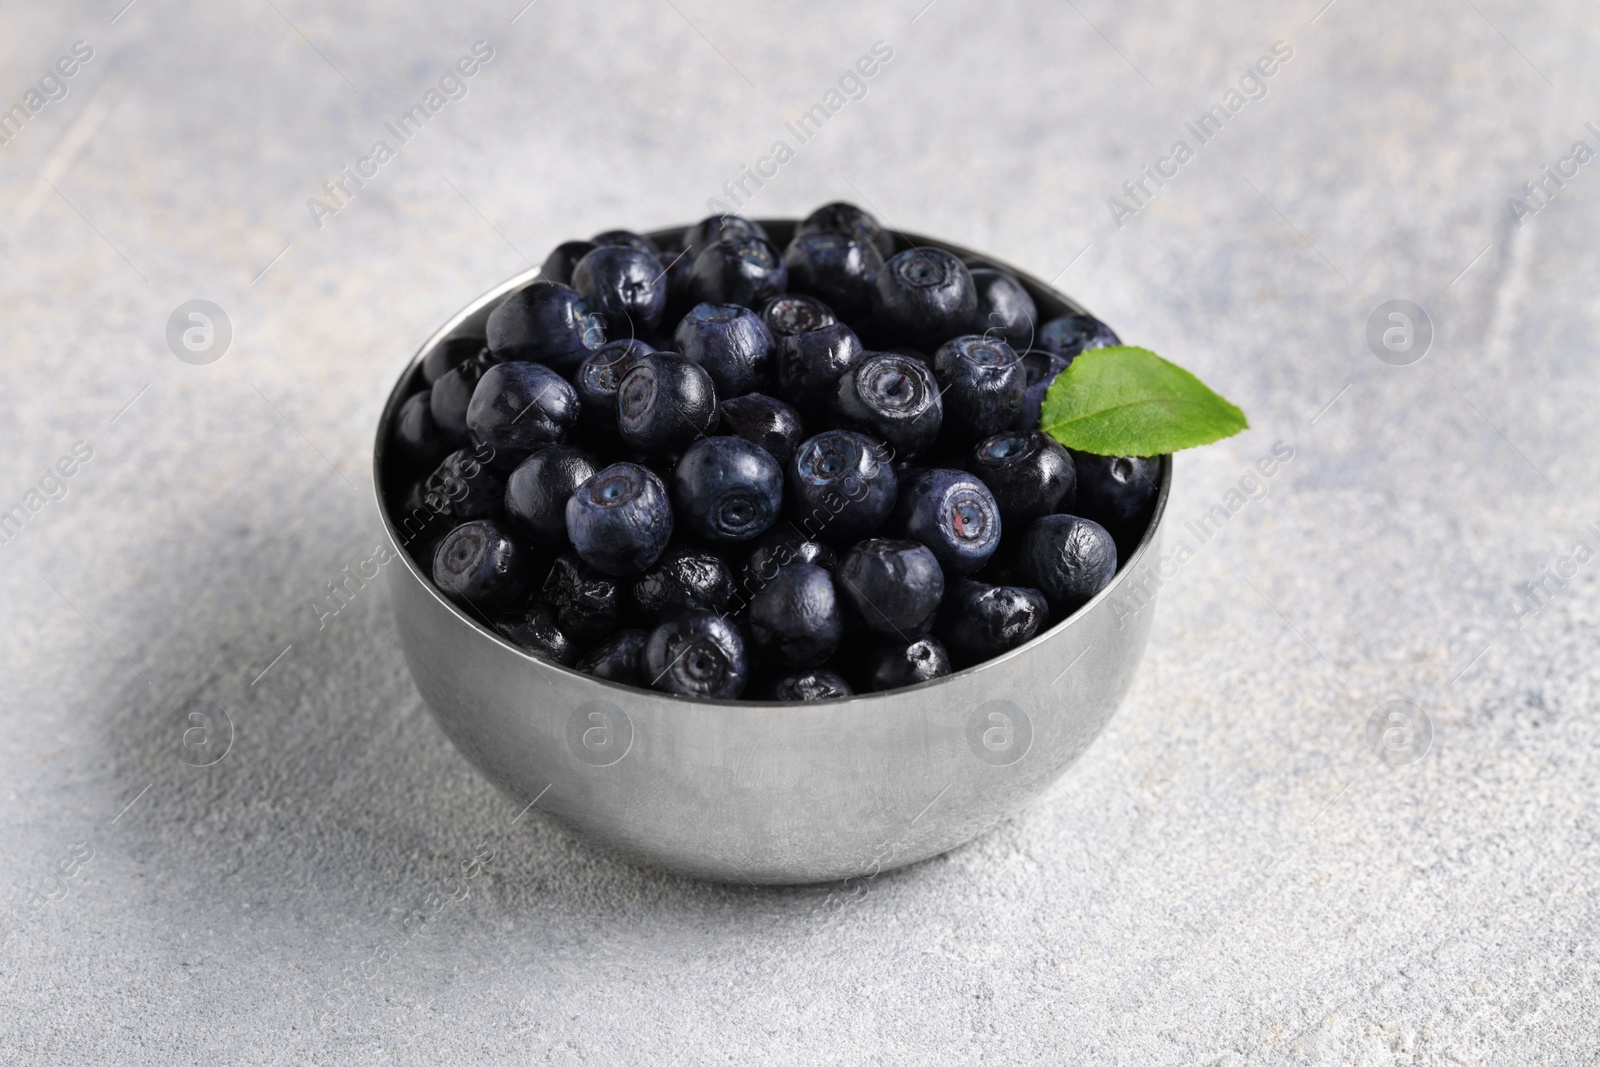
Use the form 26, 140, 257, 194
374, 219, 1170, 885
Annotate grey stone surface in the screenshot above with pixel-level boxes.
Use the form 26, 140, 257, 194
1, 0, 1598, 1062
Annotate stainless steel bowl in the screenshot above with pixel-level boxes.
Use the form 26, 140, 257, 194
374, 220, 1170, 885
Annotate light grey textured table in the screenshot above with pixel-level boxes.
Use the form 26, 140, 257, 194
2, 1, 1597, 1063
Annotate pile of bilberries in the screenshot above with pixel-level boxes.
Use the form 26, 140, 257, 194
385, 203, 1160, 701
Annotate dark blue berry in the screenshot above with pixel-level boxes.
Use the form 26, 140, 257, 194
542, 551, 626, 644
872, 248, 976, 352
969, 268, 1037, 351
752, 563, 851, 662
795, 201, 894, 259
788, 430, 897, 543
1018, 514, 1118, 612
683, 214, 770, 258
761, 293, 836, 338
465, 361, 580, 467
1013, 350, 1071, 431
391, 390, 454, 470
494, 601, 578, 664
834, 352, 943, 456
866, 636, 951, 691
773, 322, 864, 416
737, 526, 837, 606
933, 335, 1026, 439
571, 245, 669, 337
576, 628, 648, 684
433, 519, 530, 613
1071, 453, 1160, 540
539, 241, 596, 286
673, 302, 773, 397
504, 444, 597, 548
486, 282, 608, 373
782, 232, 883, 324
423, 447, 504, 519
565, 462, 674, 576
641, 611, 749, 699
689, 233, 788, 308
768, 670, 853, 701
429, 349, 495, 444
1038, 313, 1119, 358
968, 430, 1076, 523
657, 242, 696, 322
422, 336, 489, 385
630, 543, 735, 621
895, 468, 1002, 576
936, 580, 1049, 667
717, 394, 805, 466
616, 353, 719, 453
591, 229, 659, 255
836, 539, 944, 640
671, 436, 784, 544
574, 339, 654, 431
396, 478, 453, 553
747, 562, 842, 668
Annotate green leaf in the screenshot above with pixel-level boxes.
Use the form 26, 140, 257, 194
1038, 346, 1248, 457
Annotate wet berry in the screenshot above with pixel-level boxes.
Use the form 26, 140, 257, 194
672, 436, 784, 544
872, 248, 976, 352
689, 233, 788, 308
933, 335, 1026, 440
486, 281, 608, 373
494, 601, 578, 664
936, 580, 1049, 666
968, 430, 1075, 523
504, 444, 597, 548
747, 562, 843, 668
836, 538, 944, 640
577, 627, 648, 684
465, 361, 580, 467
894, 468, 1002, 576
433, 519, 530, 613
574, 339, 654, 432
674, 302, 773, 397
617, 353, 719, 453
788, 430, 896, 544
539, 241, 596, 286
1018, 514, 1118, 613
768, 669, 853, 701
796, 201, 894, 259
717, 394, 805, 466
542, 551, 626, 644
630, 543, 735, 622
565, 462, 674, 576
969, 268, 1037, 351
834, 352, 943, 456
1038, 313, 1119, 358
866, 636, 951, 691
642, 611, 749, 699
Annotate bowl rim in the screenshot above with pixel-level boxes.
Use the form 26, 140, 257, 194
372, 218, 1172, 708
